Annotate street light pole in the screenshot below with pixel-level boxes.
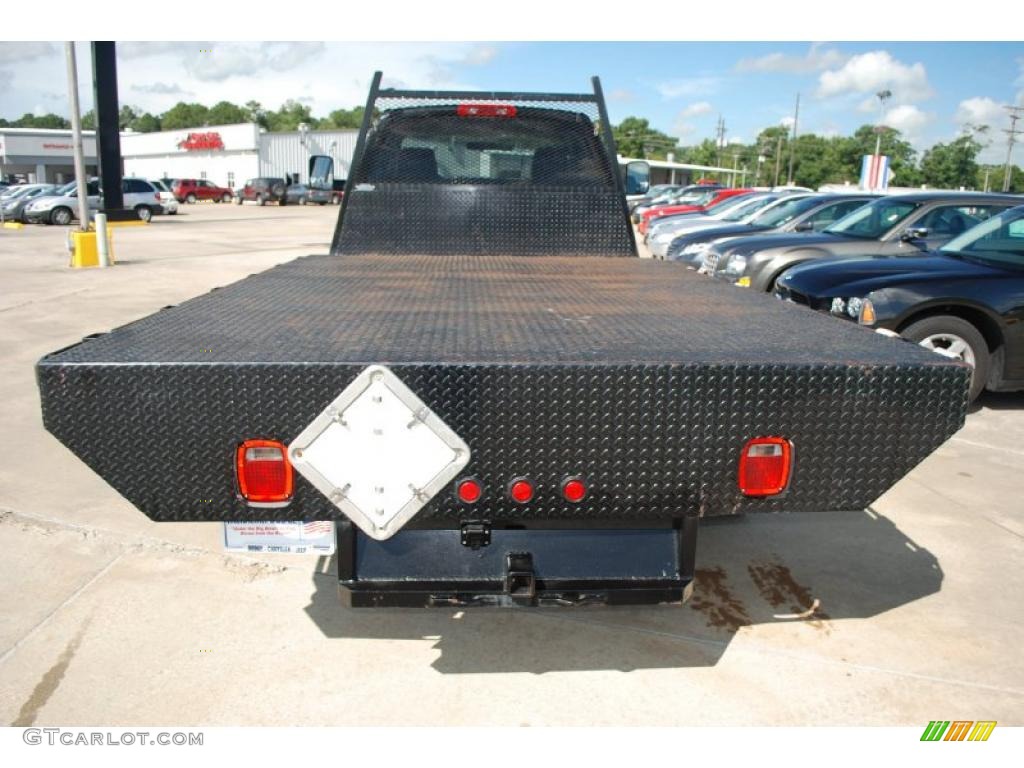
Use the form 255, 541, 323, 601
64, 42, 90, 232
874, 89, 892, 159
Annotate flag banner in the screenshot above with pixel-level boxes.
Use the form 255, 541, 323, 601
860, 154, 891, 190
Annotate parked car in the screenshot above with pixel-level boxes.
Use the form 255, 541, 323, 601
638, 187, 751, 234
235, 177, 288, 206
331, 179, 346, 204
665, 193, 878, 264
172, 178, 234, 204
631, 184, 724, 221
150, 179, 178, 215
645, 192, 792, 256
24, 177, 163, 224
628, 184, 685, 213
284, 183, 332, 205
0, 183, 57, 223
700, 192, 1023, 291
775, 205, 1024, 401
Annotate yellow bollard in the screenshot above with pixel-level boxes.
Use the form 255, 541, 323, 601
69, 228, 116, 268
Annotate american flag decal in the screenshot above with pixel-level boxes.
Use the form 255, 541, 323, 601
303, 521, 334, 535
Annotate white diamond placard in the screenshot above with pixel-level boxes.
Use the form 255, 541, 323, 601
288, 366, 470, 540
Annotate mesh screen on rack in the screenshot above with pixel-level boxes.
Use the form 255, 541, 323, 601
331, 88, 636, 258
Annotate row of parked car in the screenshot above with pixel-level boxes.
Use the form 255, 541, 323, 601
632, 184, 1024, 402
0, 175, 347, 225
0, 178, 171, 224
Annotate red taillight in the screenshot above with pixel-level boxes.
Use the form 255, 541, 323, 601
561, 477, 587, 503
738, 437, 792, 497
236, 439, 293, 505
154, 193, 160, 202
509, 478, 535, 504
457, 103, 517, 118
456, 477, 482, 504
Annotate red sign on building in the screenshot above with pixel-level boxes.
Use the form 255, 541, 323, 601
177, 132, 225, 151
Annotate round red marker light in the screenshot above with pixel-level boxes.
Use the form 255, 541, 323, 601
509, 478, 534, 504
562, 477, 587, 503
456, 478, 482, 504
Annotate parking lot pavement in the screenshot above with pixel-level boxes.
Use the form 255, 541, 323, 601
1, 203, 1022, 726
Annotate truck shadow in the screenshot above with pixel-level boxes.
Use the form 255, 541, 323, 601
303, 508, 941, 674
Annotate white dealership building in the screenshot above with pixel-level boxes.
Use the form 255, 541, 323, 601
0, 128, 99, 183
120, 123, 359, 189
1, 123, 358, 189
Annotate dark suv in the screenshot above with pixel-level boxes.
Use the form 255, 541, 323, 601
172, 178, 234, 204
235, 178, 288, 206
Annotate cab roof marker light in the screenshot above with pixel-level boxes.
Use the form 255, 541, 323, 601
457, 104, 517, 118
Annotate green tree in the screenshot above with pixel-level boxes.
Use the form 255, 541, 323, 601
324, 106, 367, 129
207, 100, 248, 126
244, 100, 269, 129
919, 134, 982, 189
977, 164, 1024, 193
613, 116, 676, 159
119, 105, 139, 130
12, 112, 70, 129
837, 124, 920, 186
129, 112, 161, 133
159, 102, 210, 130
80, 110, 95, 130
266, 100, 316, 132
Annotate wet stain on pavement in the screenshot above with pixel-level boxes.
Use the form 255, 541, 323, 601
688, 566, 751, 633
11, 620, 90, 726
748, 560, 831, 631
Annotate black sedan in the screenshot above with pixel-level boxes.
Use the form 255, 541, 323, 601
284, 184, 332, 205
775, 205, 1024, 401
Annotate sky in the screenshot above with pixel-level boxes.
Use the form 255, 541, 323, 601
1, 41, 1022, 164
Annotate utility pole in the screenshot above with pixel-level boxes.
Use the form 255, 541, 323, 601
773, 132, 783, 188
787, 93, 800, 184
731, 151, 740, 186
64, 43, 90, 232
1002, 105, 1024, 192
715, 115, 726, 169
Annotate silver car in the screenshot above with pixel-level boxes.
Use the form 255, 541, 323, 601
0, 183, 57, 223
24, 177, 163, 224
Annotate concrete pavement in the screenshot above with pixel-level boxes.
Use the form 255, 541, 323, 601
1, 203, 1021, 725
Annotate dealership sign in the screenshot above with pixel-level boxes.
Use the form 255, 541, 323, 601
177, 132, 225, 151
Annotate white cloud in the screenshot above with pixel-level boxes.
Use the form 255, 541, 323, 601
608, 88, 634, 102
183, 42, 326, 82
0, 41, 56, 64
955, 97, 1004, 131
882, 104, 931, 144
655, 77, 720, 100
131, 82, 193, 96
780, 115, 796, 129
680, 101, 713, 118
737, 43, 846, 74
0, 42, 493, 119
461, 45, 498, 66
817, 51, 932, 105
955, 97, 1010, 163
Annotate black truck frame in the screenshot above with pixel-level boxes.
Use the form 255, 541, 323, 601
36, 74, 971, 607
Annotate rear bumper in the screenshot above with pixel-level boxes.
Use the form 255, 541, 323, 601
336, 519, 698, 608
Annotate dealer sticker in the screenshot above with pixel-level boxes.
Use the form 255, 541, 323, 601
223, 520, 335, 554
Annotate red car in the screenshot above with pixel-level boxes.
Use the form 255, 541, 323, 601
638, 188, 752, 234
172, 178, 235, 204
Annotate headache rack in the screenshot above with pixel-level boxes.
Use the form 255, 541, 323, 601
331, 72, 637, 257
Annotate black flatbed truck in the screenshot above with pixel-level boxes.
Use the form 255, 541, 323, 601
36, 74, 970, 607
